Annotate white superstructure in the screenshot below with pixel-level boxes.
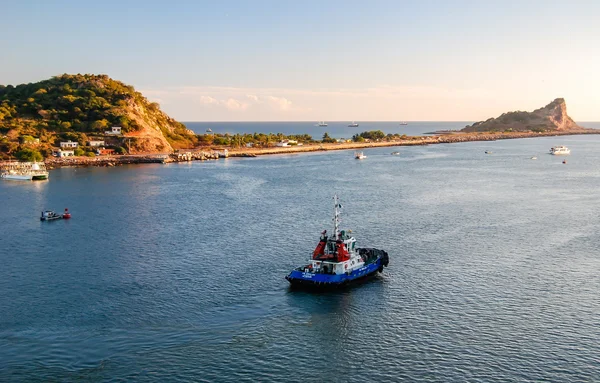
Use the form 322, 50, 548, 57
550, 146, 570, 155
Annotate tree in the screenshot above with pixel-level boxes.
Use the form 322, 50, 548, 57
322, 132, 336, 143
15, 148, 43, 162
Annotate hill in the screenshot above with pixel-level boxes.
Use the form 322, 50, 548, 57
0, 74, 197, 159
462, 98, 582, 133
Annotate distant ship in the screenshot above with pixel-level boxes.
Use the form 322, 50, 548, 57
317, 121, 328, 127
206, 128, 213, 133
399, 122, 408, 126
348, 122, 359, 127
0, 161, 49, 181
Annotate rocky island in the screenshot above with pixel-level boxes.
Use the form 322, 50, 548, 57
462, 98, 582, 133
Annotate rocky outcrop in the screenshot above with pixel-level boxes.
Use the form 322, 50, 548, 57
462, 98, 583, 133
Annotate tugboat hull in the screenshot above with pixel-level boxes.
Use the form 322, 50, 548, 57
286, 250, 389, 290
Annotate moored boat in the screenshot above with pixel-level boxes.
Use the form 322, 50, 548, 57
40, 208, 71, 221
0, 161, 49, 181
285, 195, 389, 289
550, 146, 570, 155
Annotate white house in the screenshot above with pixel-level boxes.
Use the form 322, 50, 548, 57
104, 127, 122, 135
88, 140, 105, 147
276, 140, 299, 147
57, 149, 75, 157
60, 141, 78, 148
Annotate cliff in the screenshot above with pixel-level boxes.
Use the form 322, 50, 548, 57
0, 74, 197, 158
462, 98, 582, 133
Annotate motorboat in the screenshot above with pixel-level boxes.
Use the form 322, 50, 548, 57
391, 151, 400, 155
550, 146, 570, 155
399, 122, 408, 126
355, 151, 367, 159
40, 208, 71, 221
317, 121, 328, 127
348, 122, 359, 127
285, 195, 389, 289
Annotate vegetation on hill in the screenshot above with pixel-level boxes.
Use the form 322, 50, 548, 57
0, 74, 198, 159
462, 98, 582, 133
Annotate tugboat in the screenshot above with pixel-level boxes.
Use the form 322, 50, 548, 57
40, 208, 71, 221
285, 195, 389, 289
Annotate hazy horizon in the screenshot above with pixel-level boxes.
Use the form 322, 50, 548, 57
2, 1, 599, 122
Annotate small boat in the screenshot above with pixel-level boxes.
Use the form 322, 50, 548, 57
562, 160, 567, 164
317, 121, 328, 127
531, 156, 537, 160
485, 150, 492, 154
355, 151, 367, 159
391, 151, 400, 155
550, 146, 570, 155
285, 195, 389, 289
40, 208, 71, 221
399, 122, 408, 126
348, 122, 359, 127
206, 128, 213, 133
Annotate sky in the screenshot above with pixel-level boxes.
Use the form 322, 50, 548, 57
2, 0, 599, 121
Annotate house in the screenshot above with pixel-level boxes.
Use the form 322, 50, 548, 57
88, 140, 105, 147
96, 148, 115, 156
276, 140, 298, 147
60, 140, 79, 148
104, 127, 122, 135
56, 149, 74, 157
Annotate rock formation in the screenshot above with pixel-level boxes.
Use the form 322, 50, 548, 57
462, 98, 582, 133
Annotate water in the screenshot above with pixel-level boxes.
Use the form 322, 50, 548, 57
1, 135, 600, 382
184, 121, 600, 139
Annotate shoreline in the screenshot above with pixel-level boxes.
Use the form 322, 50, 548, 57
44, 129, 600, 168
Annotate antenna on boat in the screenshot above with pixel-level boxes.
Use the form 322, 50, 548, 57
333, 194, 341, 240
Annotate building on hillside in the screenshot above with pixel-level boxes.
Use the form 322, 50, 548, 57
60, 141, 79, 148
88, 140, 105, 147
55, 149, 75, 157
104, 127, 122, 135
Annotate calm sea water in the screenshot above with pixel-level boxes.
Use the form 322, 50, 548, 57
184, 121, 600, 138
1, 134, 600, 382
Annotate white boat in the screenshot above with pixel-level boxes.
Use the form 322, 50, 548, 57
550, 146, 570, 155
348, 122, 359, 127
317, 121, 328, 127
0, 161, 49, 181
399, 122, 408, 126
391, 151, 400, 155
531, 156, 538, 160
355, 151, 367, 160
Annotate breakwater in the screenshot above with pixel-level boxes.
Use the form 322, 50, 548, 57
44, 129, 599, 168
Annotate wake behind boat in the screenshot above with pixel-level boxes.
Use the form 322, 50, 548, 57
285, 195, 389, 289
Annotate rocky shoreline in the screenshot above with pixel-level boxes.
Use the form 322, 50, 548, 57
44, 129, 600, 168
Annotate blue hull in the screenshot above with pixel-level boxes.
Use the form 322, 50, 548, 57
286, 257, 386, 289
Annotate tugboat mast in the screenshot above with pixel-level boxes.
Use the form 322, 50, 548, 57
333, 194, 341, 240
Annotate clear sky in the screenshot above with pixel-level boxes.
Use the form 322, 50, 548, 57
2, 0, 599, 121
